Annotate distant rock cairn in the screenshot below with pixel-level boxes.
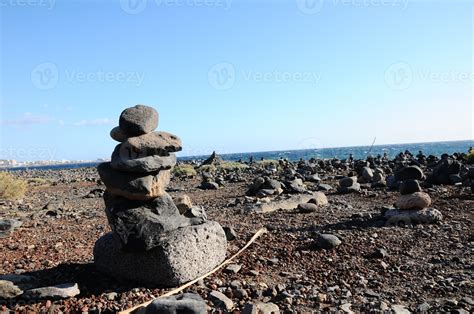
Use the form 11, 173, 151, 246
93, 105, 227, 287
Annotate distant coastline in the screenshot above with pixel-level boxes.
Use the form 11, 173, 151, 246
3, 139, 472, 171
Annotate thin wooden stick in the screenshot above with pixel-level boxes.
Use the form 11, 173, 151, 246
119, 227, 268, 314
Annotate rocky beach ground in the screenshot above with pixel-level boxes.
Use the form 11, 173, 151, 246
0, 153, 473, 313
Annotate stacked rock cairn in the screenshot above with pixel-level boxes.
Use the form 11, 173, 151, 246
94, 105, 227, 287
384, 166, 443, 226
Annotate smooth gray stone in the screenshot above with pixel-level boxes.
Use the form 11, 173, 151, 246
94, 221, 227, 287
337, 183, 361, 194
144, 293, 207, 314
209, 290, 234, 311
104, 192, 205, 252
23, 283, 80, 299
110, 126, 128, 142
119, 105, 159, 137
110, 144, 176, 173
315, 234, 341, 250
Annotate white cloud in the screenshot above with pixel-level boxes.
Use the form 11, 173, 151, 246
72, 118, 114, 127
1, 113, 53, 125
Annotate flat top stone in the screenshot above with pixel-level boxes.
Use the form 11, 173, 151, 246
119, 105, 159, 137
125, 131, 182, 155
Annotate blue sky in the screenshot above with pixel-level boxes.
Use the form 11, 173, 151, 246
0, 0, 472, 161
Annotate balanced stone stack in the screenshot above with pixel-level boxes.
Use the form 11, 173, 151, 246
384, 166, 442, 226
94, 105, 227, 287
337, 176, 360, 194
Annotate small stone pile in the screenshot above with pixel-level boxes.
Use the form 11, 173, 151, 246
94, 105, 227, 287
337, 176, 360, 194
384, 166, 442, 226
247, 176, 283, 197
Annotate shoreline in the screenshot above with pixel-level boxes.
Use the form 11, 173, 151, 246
2, 139, 472, 171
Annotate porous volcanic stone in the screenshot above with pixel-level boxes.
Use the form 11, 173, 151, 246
98, 162, 170, 201
93, 221, 227, 287
110, 144, 177, 173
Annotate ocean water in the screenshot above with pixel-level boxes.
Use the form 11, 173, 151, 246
180, 140, 473, 162
6, 140, 473, 171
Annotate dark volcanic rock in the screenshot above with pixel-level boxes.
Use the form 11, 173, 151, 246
399, 179, 422, 195
111, 145, 177, 173
122, 131, 182, 157
110, 126, 128, 142
93, 222, 227, 287
202, 151, 223, 166
395, 165, 424, 181
98, 162, 170, 201
103, 192, 205, 251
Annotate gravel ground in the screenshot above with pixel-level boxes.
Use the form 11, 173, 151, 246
0, 167, 472, 313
